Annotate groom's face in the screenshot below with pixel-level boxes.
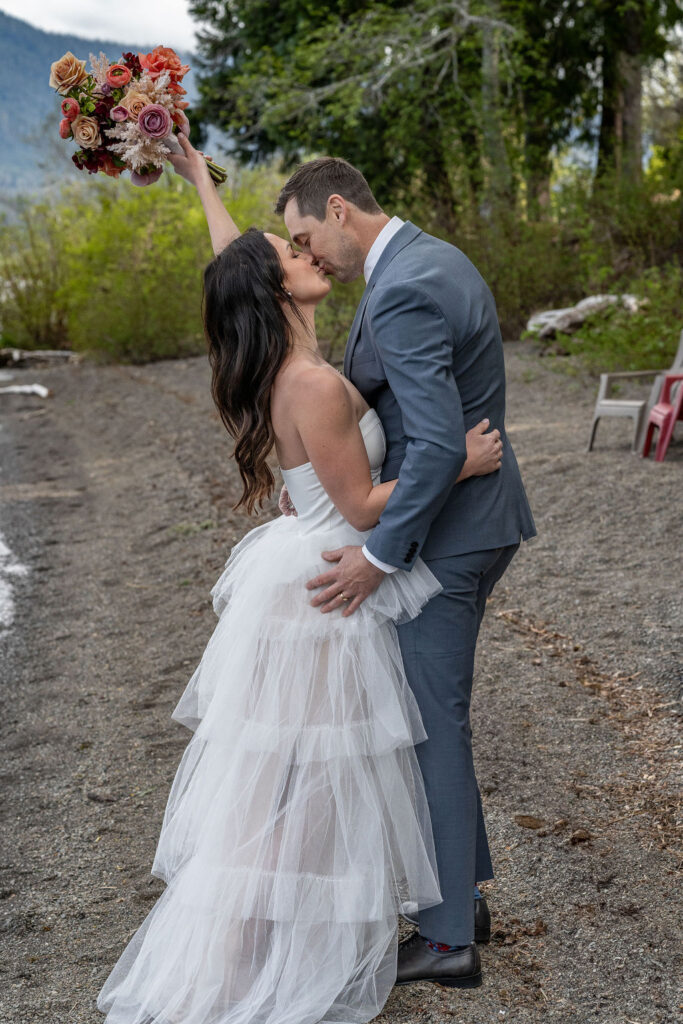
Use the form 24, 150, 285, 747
284, 197, 364, 285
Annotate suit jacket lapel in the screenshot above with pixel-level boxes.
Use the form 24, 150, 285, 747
343, 282, 374, 377
343, 222, 423, 378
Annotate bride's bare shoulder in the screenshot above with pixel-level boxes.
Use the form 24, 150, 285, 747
272, 358, 350, 418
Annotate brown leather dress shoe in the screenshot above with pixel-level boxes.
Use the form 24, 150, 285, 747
400, 896, 491, 943
395, 932, 482, 989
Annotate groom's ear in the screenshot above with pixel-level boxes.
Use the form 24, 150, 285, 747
327, 194, 348, 225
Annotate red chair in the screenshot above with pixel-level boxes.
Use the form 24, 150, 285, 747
642, 373, 683, 462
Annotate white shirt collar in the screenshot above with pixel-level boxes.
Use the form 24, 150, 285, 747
363, 216, 405, 283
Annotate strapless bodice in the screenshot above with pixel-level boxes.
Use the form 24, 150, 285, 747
280, 409, 386, 533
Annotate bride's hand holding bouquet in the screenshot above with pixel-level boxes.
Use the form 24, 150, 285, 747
166, 130, 215, 190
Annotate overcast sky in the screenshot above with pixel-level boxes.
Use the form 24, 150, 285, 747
0, 0, 199, 50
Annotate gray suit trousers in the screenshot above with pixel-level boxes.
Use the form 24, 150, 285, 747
397, 543, 519, 946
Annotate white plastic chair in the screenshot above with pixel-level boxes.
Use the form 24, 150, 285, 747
587, 329, 683, 452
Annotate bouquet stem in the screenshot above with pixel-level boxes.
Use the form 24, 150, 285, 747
205, 157, 227, 185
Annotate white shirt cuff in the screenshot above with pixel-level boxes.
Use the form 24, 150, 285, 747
362, 544, 398, 574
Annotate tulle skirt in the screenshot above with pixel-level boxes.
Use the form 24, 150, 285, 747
97, 515, 443, 1024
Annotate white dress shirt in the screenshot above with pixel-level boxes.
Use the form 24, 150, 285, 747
359, 217, 405, 575
363, 216, 405, 284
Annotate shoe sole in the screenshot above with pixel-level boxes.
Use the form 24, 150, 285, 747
400, 917, 490, 945
395, 973, 483, 989
435, 973, 483, 989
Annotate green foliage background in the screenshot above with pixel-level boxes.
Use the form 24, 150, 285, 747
1, 1, 681, 373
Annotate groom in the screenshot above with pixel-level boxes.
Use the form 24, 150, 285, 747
276, 158, 536, 989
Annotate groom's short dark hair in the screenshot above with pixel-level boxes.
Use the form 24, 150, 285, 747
275, 158, 382, 220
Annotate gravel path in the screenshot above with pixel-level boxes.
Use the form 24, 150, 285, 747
0, 344, 680, 1024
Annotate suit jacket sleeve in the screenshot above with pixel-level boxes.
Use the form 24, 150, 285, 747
363, 282, 466, 569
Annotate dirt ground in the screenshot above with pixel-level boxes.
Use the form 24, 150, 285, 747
0, 343, 681, 1024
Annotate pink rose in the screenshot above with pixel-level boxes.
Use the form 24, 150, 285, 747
59, 117, 72, 140
111, 105, 129, 122
61, 97, 80, 121
106, 64, 132, 88
137, 103, 173, 139
130, 167, 164, 187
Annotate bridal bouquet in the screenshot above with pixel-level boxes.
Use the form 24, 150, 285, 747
49, 47, 226, 186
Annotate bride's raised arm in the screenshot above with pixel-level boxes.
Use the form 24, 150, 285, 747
168, 133, 240, 255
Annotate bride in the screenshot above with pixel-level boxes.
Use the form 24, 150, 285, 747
96, 134, 501, 1024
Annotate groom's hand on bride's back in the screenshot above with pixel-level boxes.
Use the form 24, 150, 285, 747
459, 419, 502, 480
307, 546, 384, 617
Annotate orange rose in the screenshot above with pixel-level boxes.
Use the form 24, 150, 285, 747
101, 154, 123, 179
138, 46, 189, 84
49, 51, 88, 95
106, 64, 132, 88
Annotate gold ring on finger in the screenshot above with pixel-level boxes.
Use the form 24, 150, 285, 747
340, 593, 350, 601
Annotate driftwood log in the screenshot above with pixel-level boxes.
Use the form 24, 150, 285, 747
0, 384, 51, 398
0, 348, 78, 368
527, 294, 646, 341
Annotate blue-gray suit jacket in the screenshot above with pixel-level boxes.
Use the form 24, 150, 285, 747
344, 221, 536, 568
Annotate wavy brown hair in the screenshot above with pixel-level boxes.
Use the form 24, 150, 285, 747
202, 228, 305, 514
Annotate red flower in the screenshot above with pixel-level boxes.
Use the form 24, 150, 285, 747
72, 147, 110, 175
94, 98, 115, 121
121, 51, 143, 75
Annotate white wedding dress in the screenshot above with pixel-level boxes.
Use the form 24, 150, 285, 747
97, 408, 442, 1024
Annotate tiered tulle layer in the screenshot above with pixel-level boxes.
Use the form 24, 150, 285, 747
97, 516, 443, 1024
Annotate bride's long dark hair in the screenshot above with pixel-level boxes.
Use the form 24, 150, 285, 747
202, 228, 306, 514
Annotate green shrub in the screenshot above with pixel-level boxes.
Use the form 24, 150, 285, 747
561, 263, 683, 372
0, 199, 71, 349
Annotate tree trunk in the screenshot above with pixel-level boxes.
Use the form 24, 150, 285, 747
421, 125, 460, 237
457, 115, 484, 209
524, 125, 552, 220
597, 43, 619, 179
596, 4, 643, 183
481, 16, 512, 205
618, 5, 643, 183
